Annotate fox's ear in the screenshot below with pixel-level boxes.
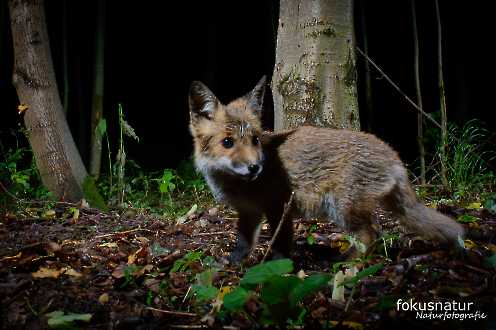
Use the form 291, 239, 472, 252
261, 129, 295, 148
245, 76, 266, 116
189, 81, 218, 119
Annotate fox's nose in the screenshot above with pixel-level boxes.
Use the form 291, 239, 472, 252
248, 164, 260, 175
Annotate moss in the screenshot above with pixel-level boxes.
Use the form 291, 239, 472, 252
83, 176, 108, 211
305, 25, 336, 39
343, 48, 357, 88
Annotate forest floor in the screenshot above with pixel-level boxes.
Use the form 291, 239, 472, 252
0, 201, 495, 329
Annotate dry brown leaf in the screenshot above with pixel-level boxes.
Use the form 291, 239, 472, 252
32, 267, 63, 279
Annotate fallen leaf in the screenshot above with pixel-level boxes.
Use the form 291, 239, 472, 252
46, 310, 92, 327
32, 267, 62, 279
98, 293, 110, 304
464, 239, 478, 250
331, 271, 345, 301
63, 267, 82, 277
457, 214, 479, 223
17, 104, 29, 114
0, 251, 22, 261
217, 286, 233, 300
466, 202, 482, 210
176, 204, 197, 224
42, 209, 56, 220
99, 242, 118, 248
46, 242, 61, 253
111, 264, 125, 278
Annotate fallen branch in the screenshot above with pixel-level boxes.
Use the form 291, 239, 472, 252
192, 231, 235, 237
95, 227, 155, 239
144, 306, 197, 317
261, 192, 294, 263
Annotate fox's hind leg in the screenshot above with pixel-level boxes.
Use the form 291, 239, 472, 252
230, 210, 263, 263
343, 202, 378, 259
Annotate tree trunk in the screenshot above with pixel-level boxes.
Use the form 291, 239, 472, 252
272, 0, 360, 131
434, 0, 449, 187
411, 0, 426, 185
358, 0, 373, 132
61, 0, 69, 114
89, 0, 105, 179
9, 0, 87, 201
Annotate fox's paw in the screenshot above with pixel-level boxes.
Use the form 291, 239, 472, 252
228, 246, 249, 264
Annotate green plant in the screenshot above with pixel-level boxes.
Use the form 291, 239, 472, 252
170, 250, 204, 273
121, 264, 141, 288
222, 259, 331, 327
0, 146, 50, 207
115, 103, 139, 206
157, 169, 179, 205
423, 118, 495, 201
306, 223, 318, 245
444, 120, 495, 200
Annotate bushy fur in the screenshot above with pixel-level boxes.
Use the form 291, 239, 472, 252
189, 77, 464, 262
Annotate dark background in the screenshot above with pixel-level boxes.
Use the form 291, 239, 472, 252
0, 0, 493, 172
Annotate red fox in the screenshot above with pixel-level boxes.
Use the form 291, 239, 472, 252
188, 76, 464, 262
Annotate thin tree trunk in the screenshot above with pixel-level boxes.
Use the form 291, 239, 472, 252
272, 0, 360, 131
9, 0, 87, 201
434, 0, 449, 187
89, 0, 105, 179
411, 0, 426, 185
61, 0, 69, 114
359, 0, 373, 132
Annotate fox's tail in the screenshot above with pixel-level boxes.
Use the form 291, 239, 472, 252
401, 203, 465, 244
393, 184, 465, 246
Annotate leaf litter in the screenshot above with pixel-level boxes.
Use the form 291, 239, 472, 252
0, 202, 495, 329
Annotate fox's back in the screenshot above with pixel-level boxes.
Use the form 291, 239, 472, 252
277, 126, 407, 222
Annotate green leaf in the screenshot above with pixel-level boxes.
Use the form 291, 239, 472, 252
223, 287, 249, 311
260, 275, 300, 305
240, 259, 293, 287
341, 263, 384, 287
374, 295, 397, 311
192, 284, 219, 302
456, 214, 479, 223
344, 235, 367, 253
96, 118, 107, 137
46, 310, 92, 328
484, 254, 496, 268
170, 250, 203, 273
289, 274, 331, 306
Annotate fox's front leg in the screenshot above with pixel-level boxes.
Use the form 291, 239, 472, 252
229, 211, 263, 263
266, 205, 294, 259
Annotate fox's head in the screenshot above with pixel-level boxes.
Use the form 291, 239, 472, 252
189, 76, 266, 181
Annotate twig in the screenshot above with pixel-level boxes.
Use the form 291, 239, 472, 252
192, 231, 235, 237
144, 306, 197, 317
261, 192, 294, 263
355, 46, 441, 130
94, 227, 154, 239
0, 181, 20, 201
169, 326, 239, 330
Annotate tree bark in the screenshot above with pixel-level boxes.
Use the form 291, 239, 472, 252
358, 0, 373, 132
9, 0, 87, 201
89, 0, 105, 179
61, 0, 69, 114
411, 0, 426, 185
272, 0, 360, 131
434, 0, 448, 187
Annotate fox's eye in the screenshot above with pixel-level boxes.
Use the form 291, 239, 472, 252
252, 135, 260, 146
222, 137, 234, 149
